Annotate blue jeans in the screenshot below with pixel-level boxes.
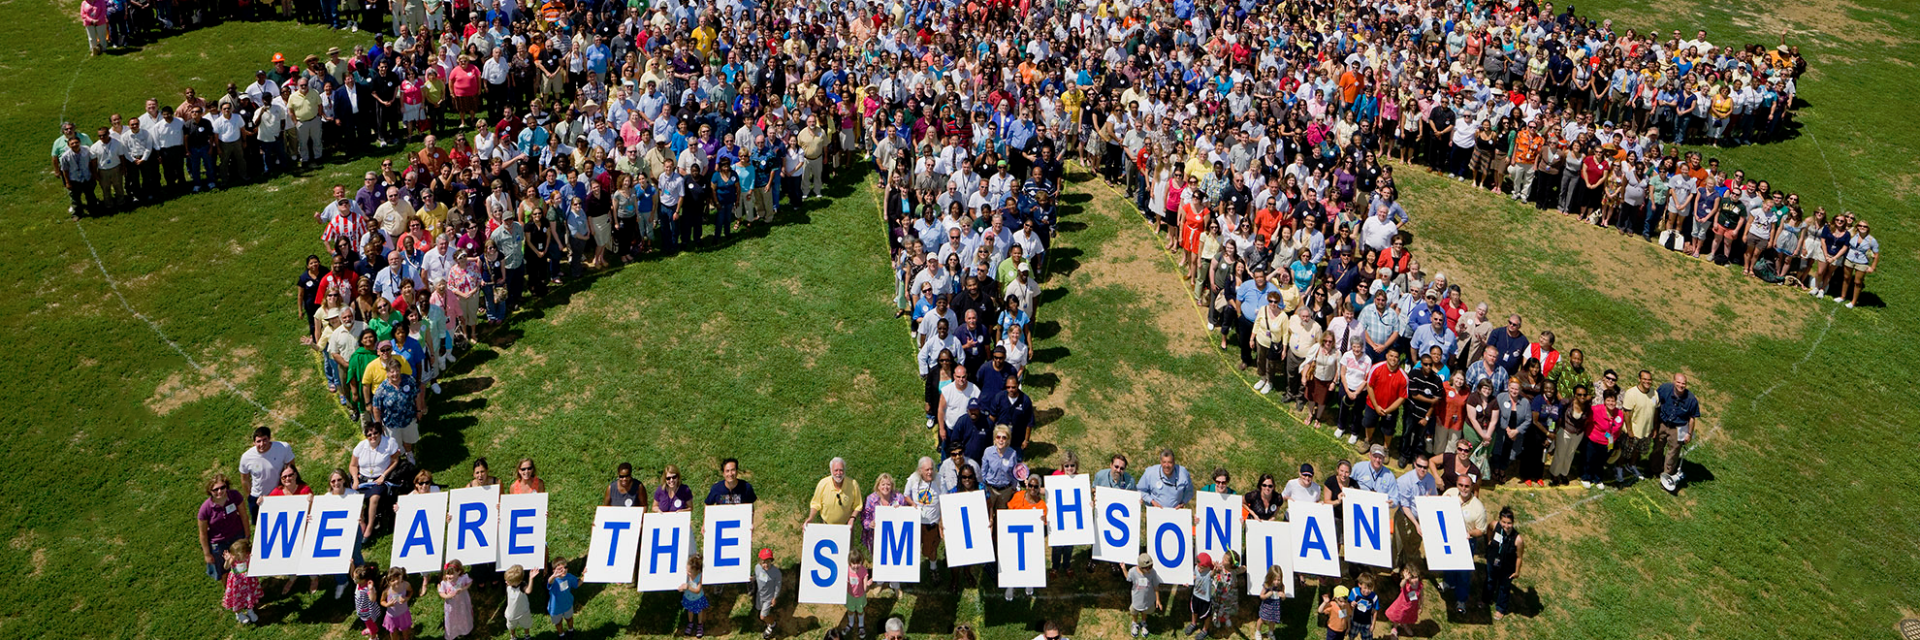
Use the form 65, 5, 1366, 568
1672, 115, 1692, 144
323, 355, 341, 388
188, 147, 214, 185
206, 538, 236, 580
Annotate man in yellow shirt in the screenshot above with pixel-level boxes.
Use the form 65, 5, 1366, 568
286, 82, 323, 166
797, 115, 829, 198
416, 189, 448, 237
803, 457, 862, 525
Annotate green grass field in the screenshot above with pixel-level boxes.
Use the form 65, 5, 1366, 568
2, 0, 1918, 639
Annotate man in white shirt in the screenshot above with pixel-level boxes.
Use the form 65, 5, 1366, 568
252, 95, 292, 175
209, 100, 248, 184
237, 427, 296, 516
245, 69, 282, 103
118, 117, 157, 201
89, 125, 128, 210
139, 101, 186, 193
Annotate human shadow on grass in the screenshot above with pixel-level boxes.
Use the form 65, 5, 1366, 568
1047, 246, 1084, 278
1031, 345, 1070, 365
1022, 371, 1059, 393
1031, 320, 1062, 340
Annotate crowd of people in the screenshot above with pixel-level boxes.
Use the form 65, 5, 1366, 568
115, 0, 1832, 634
208, 420, 1554, 640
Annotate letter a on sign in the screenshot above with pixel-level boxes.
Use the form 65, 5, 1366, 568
702, 504, 754, 585
445, 485, 500, 567
1286, 501, 1341, 577
250, 494, 312, 577
1340, 488, 1392, 568
583, 507, 645, 584
391, 491, 451, 574
940, 490, 995, 567
799, 524, 849, 605
871, 505, 920, 584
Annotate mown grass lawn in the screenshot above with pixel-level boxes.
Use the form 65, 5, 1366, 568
2, 0, 1918, 639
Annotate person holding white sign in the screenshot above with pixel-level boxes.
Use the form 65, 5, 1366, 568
604, 462, 648, 509
1439, 475, 1487, 614
1137, 448, 1193, 509
803, 457, 861, 527
905, 457, 944, 580
857, 473, 912, 593
1004, 473, 1047, 600
1390, 454, 1437, 570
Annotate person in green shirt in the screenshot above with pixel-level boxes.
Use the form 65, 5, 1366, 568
343, 329, 379, 420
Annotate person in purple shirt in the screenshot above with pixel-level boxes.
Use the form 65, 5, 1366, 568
196, 474, 250, 580
654, 465, 695, 512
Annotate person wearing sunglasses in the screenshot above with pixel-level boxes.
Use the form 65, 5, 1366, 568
653, 465, 694, 513
1283, 464, 1321, 504
509, 457, 544, 494
196, 473, 250, 581
1389, 453, 1437, 570
605, 462, 648, 509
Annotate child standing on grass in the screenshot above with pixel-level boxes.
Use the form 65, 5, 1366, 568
1184, 552, 1215, 639
547, 559, 580, 639
1127, 553, 1163, 638
1349, 574, 1380, 640
679, 553, 710, 638
222, 539, 262, 625
841, 547, 873, 638
437, 560, 474, 640
354, 564, 384, 636
1319, 586, 1351, 640
1383, 565, 1422, 639
1256, 566, 1287, 640
1211, 551, 1240, 633
381, 567, 415, 640
503, 564, 539, 640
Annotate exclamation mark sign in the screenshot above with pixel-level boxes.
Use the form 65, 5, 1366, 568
1437, 511, 1451, 555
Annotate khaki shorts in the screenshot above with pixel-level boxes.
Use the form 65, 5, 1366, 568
391, 419, 421, 445
1847, 260, 1871, 272
590, 215, 613, 248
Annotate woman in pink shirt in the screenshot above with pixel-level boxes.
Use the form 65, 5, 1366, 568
1582, 388, 1627, 487
81, 0, 109, 55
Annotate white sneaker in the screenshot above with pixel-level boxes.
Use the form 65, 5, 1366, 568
432, 383, 443, 394
1005, 588, 1014, 601
1633, 467, 1645, 480
1259, 382, 1273, 395
1206, 322, 1216, 331
1347, 434, 1358, 444
926, 417, 935, 429
1847, 301, 1855, 308
1834, 296, 1846, 303
1580, 480, 1592, 488
335, 582, 348, 599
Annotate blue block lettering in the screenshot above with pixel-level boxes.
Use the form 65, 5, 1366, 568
713, 519, 744, 568
311, 510, 350, 558
959, 505, 976, 549
259, 510, 305, 560
505, 508, 537, 555
878, 519, 914, 568
1204, 507, 1231, 552
599, 521, 632, 567
1053, 488, 1085, 531
457, 502, 490, 550
1352, 503, 1383, 552
1153, 521, 1186, 567
649, 527, 682, 574
1299, 516, 1333, 561
810, 538, 840, 587
1009, 524, 1036, 571
1103, 502, 1133, 547
399, 509, 437, 559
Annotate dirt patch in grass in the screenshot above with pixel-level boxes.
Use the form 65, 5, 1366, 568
27, 548, 46, 578
1730, 0, 1908, 48
793, 333, 828, 369
1402, 169, 1804, 347
145, 346, 261, 416
1069, 189, 1211, 358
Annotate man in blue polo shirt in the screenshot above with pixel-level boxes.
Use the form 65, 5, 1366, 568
989, 377, 1034, 452
1654, 373, 1702, 492
1233, 270, 1282, 369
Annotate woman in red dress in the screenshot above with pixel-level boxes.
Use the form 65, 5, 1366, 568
1179, 192, 1208, 284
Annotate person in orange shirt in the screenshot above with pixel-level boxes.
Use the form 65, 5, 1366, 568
1179, 191, 1209, 283
1507, 124, 1544, 202
1338, 66, 1361, 112
1254, 197, 1285, 244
